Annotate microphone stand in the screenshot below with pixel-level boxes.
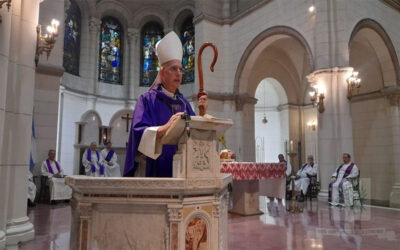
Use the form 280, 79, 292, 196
175, 89, 191, 137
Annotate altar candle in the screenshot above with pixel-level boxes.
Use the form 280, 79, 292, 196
290, 140, 294, 153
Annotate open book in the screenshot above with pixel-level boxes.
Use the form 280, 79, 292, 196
160, 116, 233, 145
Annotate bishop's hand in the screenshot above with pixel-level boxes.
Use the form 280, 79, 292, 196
157, 112, 184, 139
196, 91, 208, 116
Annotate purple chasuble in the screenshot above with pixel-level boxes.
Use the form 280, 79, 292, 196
46, 159, 61, 174
328, 163, 355, 203
295, 163, 314, 181
124, 84, 195, 177
105, 150, 115, 162
87, 149, 104, 175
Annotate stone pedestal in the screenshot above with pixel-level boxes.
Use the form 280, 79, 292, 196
230, 180, 262, 215
66, 176, 231, 250
67, 116, 233, 250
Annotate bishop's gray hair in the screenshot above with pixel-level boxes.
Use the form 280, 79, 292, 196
343, 153, 351, 159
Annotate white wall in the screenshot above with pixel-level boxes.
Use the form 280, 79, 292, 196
254, 78, 289, 163
58, 87, 137, 175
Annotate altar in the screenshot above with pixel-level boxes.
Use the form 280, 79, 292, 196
66, 116, 233, 250
221, 162, 286, 215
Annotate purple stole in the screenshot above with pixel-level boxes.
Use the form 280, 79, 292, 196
87, 149, 104, 175
295, 163, 314, 181
105, 150, 115, 162
46, 159, 61, 174
328, 163, 355, 203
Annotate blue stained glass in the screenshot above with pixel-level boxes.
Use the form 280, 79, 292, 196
181, 16, 195, 84
140, 22, 164, 87
98, 17, 123, 84
63, 0, 81, 76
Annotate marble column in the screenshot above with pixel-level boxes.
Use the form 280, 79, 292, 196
88, 17, 101, 94
127, 28, 139, 101
307, 67, 354, 198
389, 94, 400, 208
0, 0, 41, 248
0, 2, 12, 248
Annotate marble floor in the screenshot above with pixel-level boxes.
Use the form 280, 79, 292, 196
19, 198, 400, 250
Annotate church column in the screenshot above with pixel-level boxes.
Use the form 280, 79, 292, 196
0, 0, 41, 247
389, 94, 400, 208
0, 0, 12, 247
127, 28, 139, 101
307, 67, 354, 198
88, 17, 101, 94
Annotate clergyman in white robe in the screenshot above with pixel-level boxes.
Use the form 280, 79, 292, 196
261, 154, 291, 205
290, 155, 318, 194
329, 153, 359, 207
41, 158, 72, 201
28, 171, 36, 203
82, 142, 105, 177
100, 143, 121, 177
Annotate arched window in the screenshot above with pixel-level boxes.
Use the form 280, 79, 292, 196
140, 22, 164, 87
63, 0, 81, 76
181, 16, 195, 84
98, 17, 123, 84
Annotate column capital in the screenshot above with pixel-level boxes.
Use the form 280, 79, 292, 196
88, 17, 101, 33
163, 27, 174, 34
127, 28, 139, 45
388, 93, 400, 106
306, 67, 353, 85
64, 0, 71, 10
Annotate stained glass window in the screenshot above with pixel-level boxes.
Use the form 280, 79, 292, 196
63, 0, 81, 76
140, 22, 164, 87
98, 17, 123, 84
181, 17, 195, 84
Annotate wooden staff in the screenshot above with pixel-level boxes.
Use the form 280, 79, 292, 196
197, 42, 218, 116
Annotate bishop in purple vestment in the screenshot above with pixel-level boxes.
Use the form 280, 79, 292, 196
124, 32, 207, 177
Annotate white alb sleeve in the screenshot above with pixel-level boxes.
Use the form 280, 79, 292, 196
138, 126, 162, 160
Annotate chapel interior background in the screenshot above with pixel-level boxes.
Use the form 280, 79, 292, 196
20, 0, 400, 207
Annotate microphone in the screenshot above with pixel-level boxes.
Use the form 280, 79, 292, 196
175, 89, 191, 137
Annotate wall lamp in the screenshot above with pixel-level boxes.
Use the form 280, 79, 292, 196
347, 71, 361, 100
35, 19, 60, 66
309, 84, 325, 113
307, 120, 317, 131
0, 0, 12, 23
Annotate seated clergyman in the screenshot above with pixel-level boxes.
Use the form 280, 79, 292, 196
267, 154, 291, 206
100, 142, 121, 177
290, 155, 318, 202
329, 153, 359, 206
82, 142, 105, 177
41, 149, 72, 201
27, 171, 36, 207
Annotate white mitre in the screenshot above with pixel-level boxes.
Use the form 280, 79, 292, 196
150, 32, 183, 89
156, 31, 183, 64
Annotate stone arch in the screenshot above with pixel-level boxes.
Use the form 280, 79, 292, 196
80, 110, 103, 126
108, 108, 133, 127
349, 18, 400, 88
80, 110, 103, 145
172, 7, 195, 33
108, 109, 133, 147
132, 7, 169, 31
232, 26, 314, 162
95, 0, 131, 30
234, 25, 315, 105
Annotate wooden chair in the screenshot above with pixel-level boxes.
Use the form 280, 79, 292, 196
349, 170, 361, 205
33, 176, 51, 204
305, 175, 320, 201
